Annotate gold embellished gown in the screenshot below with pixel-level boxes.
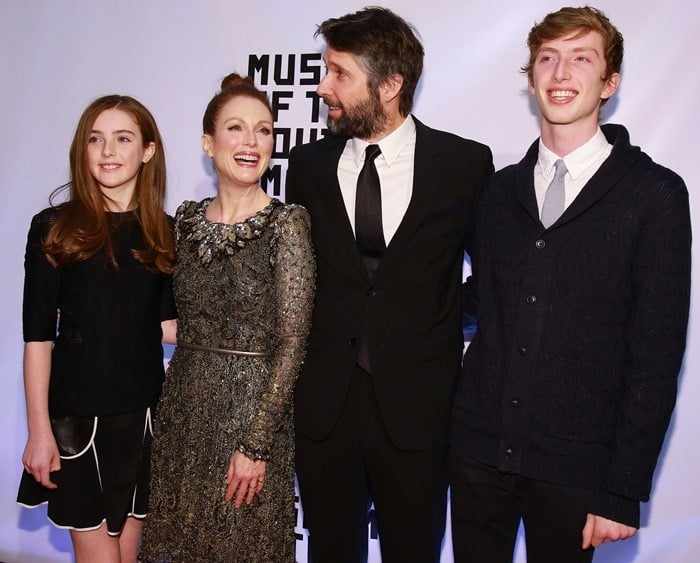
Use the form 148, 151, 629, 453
140, 198, 315, 562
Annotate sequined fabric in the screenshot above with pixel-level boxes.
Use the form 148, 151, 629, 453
140, 198, 315, 562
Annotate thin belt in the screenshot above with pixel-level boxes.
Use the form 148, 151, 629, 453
177, 341, 268, 357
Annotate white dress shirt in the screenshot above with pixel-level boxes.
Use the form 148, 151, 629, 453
535, 127, 613, 216
337, 115, 416, 244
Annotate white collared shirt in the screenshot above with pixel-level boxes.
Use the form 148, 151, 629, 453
535, 127, 613, 215
337, 115, 416, 244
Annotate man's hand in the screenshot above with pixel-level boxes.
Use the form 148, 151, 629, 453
582, 513, 637, 549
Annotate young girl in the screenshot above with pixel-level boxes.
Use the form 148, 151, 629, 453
17, 95, 176, 563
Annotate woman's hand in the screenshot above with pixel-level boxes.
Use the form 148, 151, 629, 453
224, 450, 267, 508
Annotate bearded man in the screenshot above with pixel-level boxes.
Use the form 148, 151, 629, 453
285, 7, 493, 563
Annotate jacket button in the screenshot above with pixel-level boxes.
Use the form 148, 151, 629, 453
505, 448, 513, 458
518, 346, 527, 356
535, 239, 545, 249
511, 399, 519, 409
349, 338, 357, 346
367, 288, 377, 297
526, 295, 536, 304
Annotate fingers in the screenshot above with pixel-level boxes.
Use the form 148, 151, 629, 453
246, 482, 257, 505
25, 465, 58, 489
24, 457, 60, 489
246, 479, 264, 502
581, 513, 594, 549
589, 522, 607, 548
224, 451, 267, 507
224, 475, 239, 503
224, 458, 238, 502
38, 467, 59, 489
237, 478, 265, 508
226, 478, 264, 508
583, 514, 638, 548
234, 481, 250, 508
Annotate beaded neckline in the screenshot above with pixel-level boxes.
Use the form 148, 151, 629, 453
178, 197, 282, 265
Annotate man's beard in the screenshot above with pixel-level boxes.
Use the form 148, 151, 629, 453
324, 89, 388, 139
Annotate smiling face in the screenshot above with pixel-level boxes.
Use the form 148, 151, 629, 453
86, 108, 155, 204
529, 29, 620, 145
202, 95, 274, 190
316, 47, 387, 140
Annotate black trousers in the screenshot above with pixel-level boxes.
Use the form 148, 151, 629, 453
296, 365, 449, 563
449, 453, 595, 563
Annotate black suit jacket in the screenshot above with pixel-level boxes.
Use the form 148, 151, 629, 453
286, 117, 493, 450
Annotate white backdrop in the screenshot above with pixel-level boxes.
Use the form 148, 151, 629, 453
1, 1, 699, 561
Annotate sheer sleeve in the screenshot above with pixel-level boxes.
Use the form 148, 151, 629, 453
239, 205, 315, 459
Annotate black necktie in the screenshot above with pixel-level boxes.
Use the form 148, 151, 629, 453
355, 144, 384, 278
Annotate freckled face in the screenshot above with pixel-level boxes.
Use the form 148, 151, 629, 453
202, 96, 274, 190
86, 108, 154, 200
529, 30, 619, 135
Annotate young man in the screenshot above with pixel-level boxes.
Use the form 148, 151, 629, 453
450, 6, 691, 563
286, 7, 493, 562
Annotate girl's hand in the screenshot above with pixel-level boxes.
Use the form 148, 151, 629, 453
22, 432, 61, 489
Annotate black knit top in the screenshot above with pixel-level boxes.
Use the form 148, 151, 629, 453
22, 207, 176, 416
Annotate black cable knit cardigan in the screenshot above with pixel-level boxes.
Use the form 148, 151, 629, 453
451, 124, 691, 527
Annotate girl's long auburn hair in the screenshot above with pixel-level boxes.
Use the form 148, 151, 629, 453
43, 95, 175, 274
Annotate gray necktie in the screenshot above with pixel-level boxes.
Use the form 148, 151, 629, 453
541, 159, 567, 228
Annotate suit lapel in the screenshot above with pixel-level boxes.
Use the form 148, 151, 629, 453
314, 137, 369, 278
374, 119, 437, 279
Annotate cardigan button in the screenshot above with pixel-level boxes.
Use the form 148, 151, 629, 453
518, 346, 527, 356
526, 295, 537, 304
535, 239, 545, 249
511, 399, 519, 409
505, 448, 513, 458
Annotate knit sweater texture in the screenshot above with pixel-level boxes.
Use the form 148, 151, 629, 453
451, 124, 691, 527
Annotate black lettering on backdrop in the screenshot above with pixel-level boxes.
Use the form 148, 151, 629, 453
306, 91, 322, 123
274, 128, 327, 159
248, 52, 326, 198
248, 53, 321, 87
300, 53, 322, 85
248, 54, 270, 85
294, 494, 303, 541
271, 91, 293, 121
274, 54, 295, 85
261, 164, 282, 197
249, 53, 326, 152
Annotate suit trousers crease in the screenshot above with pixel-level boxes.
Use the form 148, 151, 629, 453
296, 365, 449, 563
